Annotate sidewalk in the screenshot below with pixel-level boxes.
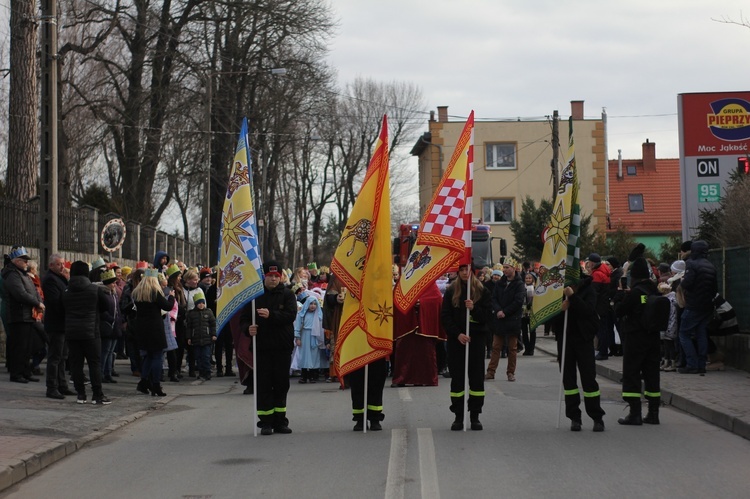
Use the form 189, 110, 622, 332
534, 335, 750, 440
0, 359, 232, 493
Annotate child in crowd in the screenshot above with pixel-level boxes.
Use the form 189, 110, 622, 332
659, 282, 679, 372
187, 290, 217, 380
294, 294, 324, 384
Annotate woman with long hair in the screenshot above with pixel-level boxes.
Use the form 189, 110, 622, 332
440, 264, 493, 431
133, 270, 175, 396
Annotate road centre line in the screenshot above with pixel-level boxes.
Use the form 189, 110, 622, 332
385, 429, 408, 499
417, 428, 440, 499
398, 387, 412, 402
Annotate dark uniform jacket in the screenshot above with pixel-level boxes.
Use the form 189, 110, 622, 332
239, 284, 296, 352
63, 275, 109, 340
42, 270, 68, 335
551, 275, 599, 342
614, 279, 659, 336
441, 282, 494, 339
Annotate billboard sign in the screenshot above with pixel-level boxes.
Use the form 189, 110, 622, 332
678, 92, 750, 239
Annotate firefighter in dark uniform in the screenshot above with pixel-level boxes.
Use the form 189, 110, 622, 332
614, 257, 661, 425
240, 261, 297, 435
551, 273, 606, 432
441, 264, 493, 431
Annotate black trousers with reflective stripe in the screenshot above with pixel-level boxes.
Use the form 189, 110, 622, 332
256, 348, 292, 427
622, 333, 660, 401
557, 335, 605, 421
447, 331, 486, 414
349, 358, 387, 421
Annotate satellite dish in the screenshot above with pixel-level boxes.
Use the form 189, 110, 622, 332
101, 218, 127, 253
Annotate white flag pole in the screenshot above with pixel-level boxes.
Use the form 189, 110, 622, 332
252, 300, 258, 437
556, 308, 570, 429
363, 364, 369, 434
463, 274, 471, 432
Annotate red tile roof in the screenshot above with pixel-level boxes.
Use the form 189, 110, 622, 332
607, 158, 682, 234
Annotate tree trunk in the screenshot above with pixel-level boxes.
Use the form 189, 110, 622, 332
7, 0, 38, 202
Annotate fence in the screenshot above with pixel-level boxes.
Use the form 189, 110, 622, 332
708, 246, 750, 372
0, 198, 202, 266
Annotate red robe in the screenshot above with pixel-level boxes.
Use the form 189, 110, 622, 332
392, 283, 445, 386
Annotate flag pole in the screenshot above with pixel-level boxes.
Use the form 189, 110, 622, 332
556, 309, 570, 429
252, 300, 258, 437
463, 274, 471, 432
363, 364, 369, 434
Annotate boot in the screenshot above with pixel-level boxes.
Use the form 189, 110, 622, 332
618, 399, 643, 425
663, 360, 676, 372
136, 379, 150, 394
470, 412, 483, 431
643, 399, 660, 425
353, 416, 364, 432
309, 369, 318, 384
150, 383, 167, 397
451, 415, 463, 431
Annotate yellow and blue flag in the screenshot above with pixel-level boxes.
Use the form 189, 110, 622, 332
216, 117, 264, 334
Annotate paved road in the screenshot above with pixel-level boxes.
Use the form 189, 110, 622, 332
3, 354, 749, 499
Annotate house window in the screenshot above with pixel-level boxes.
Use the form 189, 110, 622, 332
486, 143, 516, 169
628, 194, 644, 212
627, 165, 637, 176
483, 199, 514, 223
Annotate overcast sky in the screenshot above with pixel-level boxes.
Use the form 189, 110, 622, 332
327, 0, 750, 161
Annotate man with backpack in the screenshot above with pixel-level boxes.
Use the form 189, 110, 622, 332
614, 257, 667, 425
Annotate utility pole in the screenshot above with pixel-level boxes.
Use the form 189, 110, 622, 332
40, 0, 59, 269
550, 110, 560, 199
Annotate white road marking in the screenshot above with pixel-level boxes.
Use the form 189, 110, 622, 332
398, 387, 413, 402
384, 429, 408, 499
417, 428, 440, 499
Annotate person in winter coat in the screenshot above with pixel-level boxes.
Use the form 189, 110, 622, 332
294, 294, 324, 383
99, 269, 121, 384
441, 264, 494, 431
133, 270, 176, 397
678, 240, 717, 374
165, 264, 188, 381
42, 254, 75, 398
2, 246, 44, 383
485, 258, 526, 382
119, 268, 145, 376
614, 257, 662, 425
63, 261, 111, 405
586, 253, 612, 361
239, 261, 297, 436
551, 274, 606, 432
186, 290, 216, 380
153, 250, 170, 273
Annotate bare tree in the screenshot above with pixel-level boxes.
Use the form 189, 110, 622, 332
6, 0, 38, 201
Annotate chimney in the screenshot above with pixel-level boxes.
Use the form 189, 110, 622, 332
437, 106, 448, 123
643, 139, 656, 171
571, 100, 584, 120
429, 110, 435, 122
617, 149, 622, 178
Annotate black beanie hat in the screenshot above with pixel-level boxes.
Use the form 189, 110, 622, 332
680, 240, 693, 252
70, 260, 90, 277
630, 257, 650, 280
628, 243, 646, 262
606, 257, 620, 269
